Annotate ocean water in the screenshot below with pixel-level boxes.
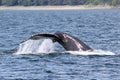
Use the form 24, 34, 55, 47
0, 9, 120, 80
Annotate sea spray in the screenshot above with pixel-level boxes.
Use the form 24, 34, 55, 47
16, 39, 55, 54
67, 50, 115, 55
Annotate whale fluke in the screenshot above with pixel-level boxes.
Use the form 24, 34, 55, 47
54, 32, 92, 51
22, 32, 93, 51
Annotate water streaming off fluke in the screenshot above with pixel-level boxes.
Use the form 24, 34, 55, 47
16, 39, 55, 54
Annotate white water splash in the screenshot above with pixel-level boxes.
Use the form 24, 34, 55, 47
16, 39, 55, 54
67, 50, 115, 55
37, 39, 54, 53
16, 39, 115, 55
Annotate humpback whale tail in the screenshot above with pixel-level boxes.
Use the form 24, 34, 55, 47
54, 32, 92, 51
23, 32, 92, 51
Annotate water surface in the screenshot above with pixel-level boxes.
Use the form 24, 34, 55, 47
0, 9, 120, 80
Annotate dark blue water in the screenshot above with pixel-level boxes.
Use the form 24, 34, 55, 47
0, 9, 120, 80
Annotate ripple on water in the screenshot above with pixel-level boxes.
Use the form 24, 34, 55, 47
0, 9, 120, 80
